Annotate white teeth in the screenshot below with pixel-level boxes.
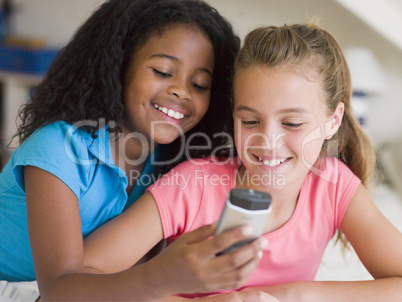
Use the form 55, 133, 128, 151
153, 104, 184, 120
258, 157, 286, 167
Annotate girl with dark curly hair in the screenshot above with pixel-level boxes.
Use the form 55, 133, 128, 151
0, 0, 267, 300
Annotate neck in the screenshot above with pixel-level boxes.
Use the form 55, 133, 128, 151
109, 130, 157, 175
236, 165, 302, 234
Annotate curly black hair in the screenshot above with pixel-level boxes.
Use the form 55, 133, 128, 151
16, 0, 240, 174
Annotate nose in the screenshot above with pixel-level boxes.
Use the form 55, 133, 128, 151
259, 123, 285, 150
167, 77, 191, 101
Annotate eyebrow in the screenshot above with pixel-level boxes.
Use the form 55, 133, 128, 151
277, 107, 310, 114
149, 53, 213, 77
234, 105, 310, 115
234, 105, 259, 113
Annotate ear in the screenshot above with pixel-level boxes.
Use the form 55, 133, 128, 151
324, 102, 344, 140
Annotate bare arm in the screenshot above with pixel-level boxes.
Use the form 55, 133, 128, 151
25, 165, 169, 300
25, 166, 266, 301
239, 184, 402, 301
157, 291, 280, 302
83, 190, 165, 273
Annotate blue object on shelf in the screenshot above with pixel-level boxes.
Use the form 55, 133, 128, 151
0, 44, 60, 75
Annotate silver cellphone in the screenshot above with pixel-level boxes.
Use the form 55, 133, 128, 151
214, 188, 272, 254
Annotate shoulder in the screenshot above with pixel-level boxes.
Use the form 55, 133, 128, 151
309, 156, 359, 187
20, 121, 92, 154
306, 157, 361, 206
11, 122, 102, 197
303, 157, 362, 211
304, 157, 361, 229
29, 120, 89, 139
13, 121, 98, 171
18, 121, 111, 165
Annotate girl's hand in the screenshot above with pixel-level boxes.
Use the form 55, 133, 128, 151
237, 290, 280, 302
193, 291, 279, 302
149, 223, 268, 295
157, 291, 279, 302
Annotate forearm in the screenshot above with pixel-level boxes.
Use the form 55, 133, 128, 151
41, 225, 267, 300
155, 295, 189, 302
39, 261, 171, 301
244, 277, 402, 302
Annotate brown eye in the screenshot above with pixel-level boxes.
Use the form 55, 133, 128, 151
283, 122, 303, 128
241, 120, 259, 126
192, 82, 209, 91
152, 68, 171, 78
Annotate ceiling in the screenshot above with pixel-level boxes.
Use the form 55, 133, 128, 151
334, 0, 402, 51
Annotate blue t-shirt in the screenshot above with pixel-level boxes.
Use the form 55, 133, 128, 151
0, 121, 158, 281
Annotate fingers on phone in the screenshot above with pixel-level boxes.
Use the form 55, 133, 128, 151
211, 235, 268, 280
210, 225, 253, 254
225, 237, 267, 266
179, 224, 216, 244
211, 243, 265, 290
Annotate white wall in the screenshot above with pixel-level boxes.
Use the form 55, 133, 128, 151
12, 0, 104, 46
9, 0, 402, 145
205, 0, 402, 145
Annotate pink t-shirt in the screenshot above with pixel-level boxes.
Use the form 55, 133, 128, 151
147, 156, 361, 296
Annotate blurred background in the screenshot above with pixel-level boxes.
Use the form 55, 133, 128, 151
0, 0, 401, 283
3, 0, 402, 140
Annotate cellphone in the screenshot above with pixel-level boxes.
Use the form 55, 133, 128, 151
214, 188, 272, 254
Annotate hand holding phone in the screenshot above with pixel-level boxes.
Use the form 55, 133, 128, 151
214, 188, 272, 254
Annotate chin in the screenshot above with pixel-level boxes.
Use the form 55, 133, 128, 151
152, 123, 185, 144
155, 133, 183, 145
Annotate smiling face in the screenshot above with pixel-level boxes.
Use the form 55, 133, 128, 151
233, 66, 343, 192
123, 25, 214, 145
